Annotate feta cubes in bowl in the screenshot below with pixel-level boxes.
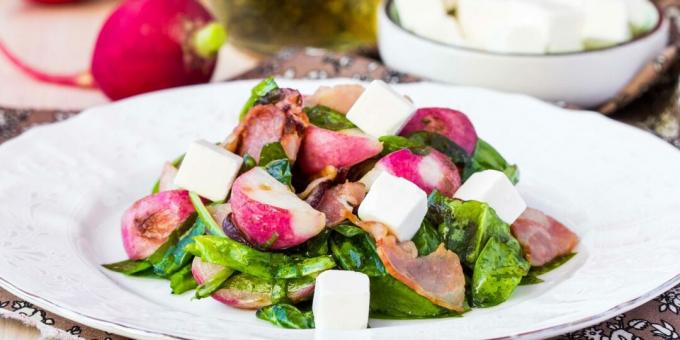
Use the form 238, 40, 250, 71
378, 0, 669, 107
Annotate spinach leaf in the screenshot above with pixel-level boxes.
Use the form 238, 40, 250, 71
329, 228, 386, 277
169, 264, 198, 294
195, 267, 234, 299
412, 219, 441, 256
426, 191, 529, 307
259, 142, 288, 165
463, 139, 519, 184
378, 135, 429, 156
152, 216, 205, 277
292, 228, 330, 257
240, 77, 279, 120
102, 259, 152, 275
189, 192, 226, 237
304, 105, 357, 131
240, 154, 257, 173
520, 253, 576, 285
406, 131, 470, 166
187, 235, 335, 279
333, 223, 365, 237
264, 159, 293, 188
369, 275, 457, 319
256, 304, 315, 329
104, 213, 197, 277
471, 236, 530, 307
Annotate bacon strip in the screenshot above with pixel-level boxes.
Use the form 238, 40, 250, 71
316, 182, 366, 227
223, 88, 308, 162
511, 208, 579, 266
345, 214, 466, 312
377, 235, 466, 312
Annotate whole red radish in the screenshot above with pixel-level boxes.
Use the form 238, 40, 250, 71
0, 0, 226, 100
400, 108, 478, 155
91, 0, 225, 99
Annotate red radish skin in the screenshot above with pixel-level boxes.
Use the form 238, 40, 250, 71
0, 0, 225, 100
365, 148, 461, 196
91, 0, 222, 100
121, 190, 194, 259
400, 107, 478, 155
230, 168, 326, 249
298, 126, 382, 175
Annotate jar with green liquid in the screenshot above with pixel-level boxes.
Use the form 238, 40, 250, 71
207, 0, 380, 54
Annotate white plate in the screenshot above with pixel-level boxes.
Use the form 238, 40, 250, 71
0, 79, 679, 340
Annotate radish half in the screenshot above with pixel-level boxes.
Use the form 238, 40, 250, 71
400, 107, 478, 155
0, 0, 226, 100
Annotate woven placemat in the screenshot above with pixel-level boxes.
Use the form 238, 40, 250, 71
0, 49, 679, 339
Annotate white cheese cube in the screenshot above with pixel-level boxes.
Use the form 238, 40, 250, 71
454, 170, 526, 224
458, 0, 514, 50
346, 80, 415, 138
394, 0, 447, 33
624, 0, 659, 35
582, 0, 631, 48
526, 0, 585, 53
173, 140, 243, 201
412, 16, 466, 46
358, 171, 428, 241
486, 22, 548, 54
313, 270, 370, 330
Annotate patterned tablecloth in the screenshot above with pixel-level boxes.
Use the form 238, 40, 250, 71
0, 49, 679, 339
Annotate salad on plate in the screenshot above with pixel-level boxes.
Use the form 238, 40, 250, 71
103, 78, 579, 330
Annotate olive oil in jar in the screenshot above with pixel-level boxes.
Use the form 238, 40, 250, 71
208, 0, 380, 54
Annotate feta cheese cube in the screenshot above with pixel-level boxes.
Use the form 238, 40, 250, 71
525, 0, 585, 53
346, 80, 415, 138
173, 140, 243, 201
358, 171, 428, 241
313, 270, 370, 330
454, 170, 526, 224
624, 0, 659, 35
458, 0, 514, 50
394, 0, 447, 33
582, 0, 631, 48
413, 16, 466, 46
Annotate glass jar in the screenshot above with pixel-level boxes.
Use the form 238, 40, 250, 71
207, 0, 380, 54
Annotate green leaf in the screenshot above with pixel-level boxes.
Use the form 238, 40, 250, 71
189, 192, 226, 237
471, 236, 530, 307
102, 259, 152, 275
412, 219, 441, 256
426, 191, 529, 307
304, 105, 357, 131
195, 267, 234, 299
521, 253, 576, 285
369, 275, 458, 319
299, 229, 331, 257
152, 216, 205, 277
378, 135, 430, 156
463, 139, 519, 184
259, 142, 288, 166
240, 154, 257, 173
256, 303, 315, 329
187, 235, 335, 279
169, 264, 198, 294
240, 77, 279, 120
406, 131, 470, 166
263, 159, 293, 188
329, 228, 386, 277
333, 223, 365, 237
146, 213, 198, 269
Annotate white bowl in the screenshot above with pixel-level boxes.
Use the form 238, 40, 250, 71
378, 1, 670, 108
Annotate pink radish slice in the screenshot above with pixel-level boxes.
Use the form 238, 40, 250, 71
121, 190, 195, 259
298, 126, 382, 175
191, 257, 315, 309
400, 107, 478, 155
230, 168, 326, 249
230, 168, 325, 249
365, 148, 461, 196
